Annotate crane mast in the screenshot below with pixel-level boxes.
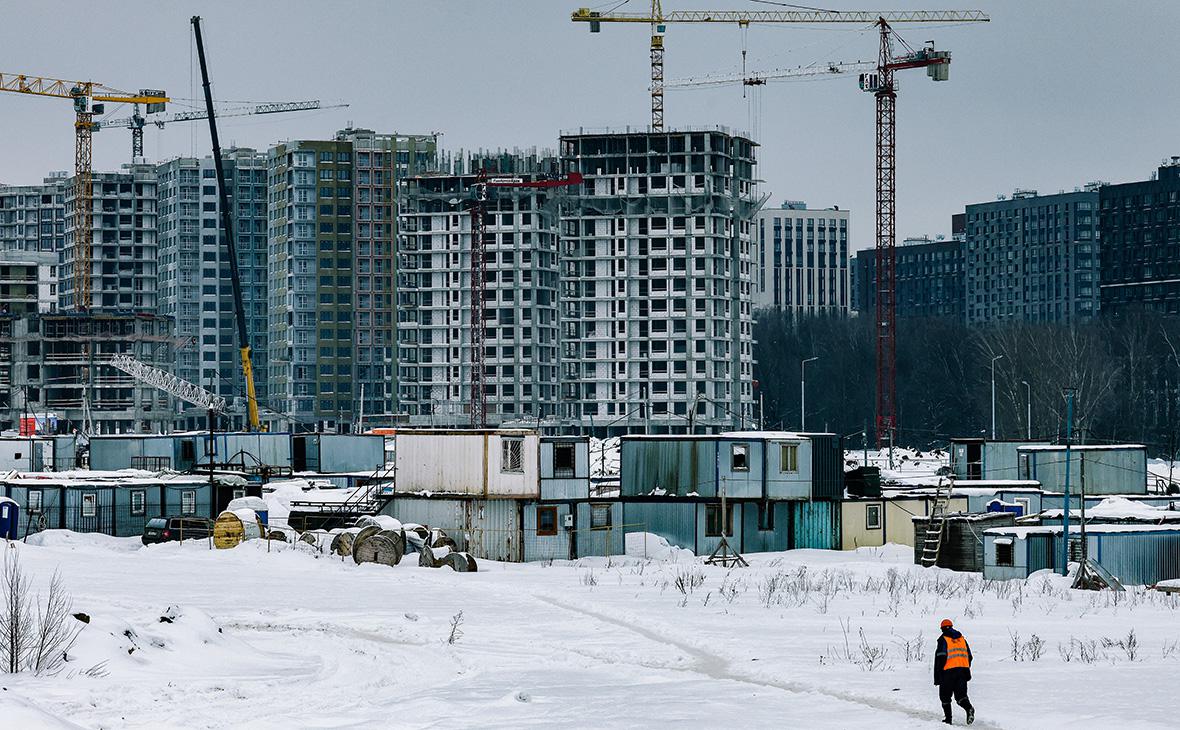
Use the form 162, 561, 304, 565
192, 16, 261, 431
874, 20, 899, 448
468, 171, 584, 428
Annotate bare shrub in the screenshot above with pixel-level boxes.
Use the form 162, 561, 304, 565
1024, 634, 1046, 662
447, 611, 464, 645
892, 632, 925, 664
1102, 629, 1138, 662
582, 570, 598, 587
1009, 631, 1024, 662
674, 567, 706, 596
718, 573, 743, 604
1163, 639, 1180, 660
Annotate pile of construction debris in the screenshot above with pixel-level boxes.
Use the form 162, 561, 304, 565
301, 515, 477, 572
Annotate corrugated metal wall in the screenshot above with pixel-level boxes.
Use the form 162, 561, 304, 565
621, 440, 717, 497
622, 501, 698, 553
807, 435, 844, 501
63, 486, 114, 534
1091, 531, 1180, 585
383, 497, 523, 562
790, 501, 839, 549
740, 501, 791, 553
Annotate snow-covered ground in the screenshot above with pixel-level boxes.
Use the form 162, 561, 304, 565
3, 532, 1178, 728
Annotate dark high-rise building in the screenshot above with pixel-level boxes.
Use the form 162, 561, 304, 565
1099, 160, 1180, 315
964, 188, 1101, 323
853, 236, 965, 321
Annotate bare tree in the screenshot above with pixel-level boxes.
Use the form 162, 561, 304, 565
29, 570, 81, 676
0, 549, 33, 674
0, 551, 82, 676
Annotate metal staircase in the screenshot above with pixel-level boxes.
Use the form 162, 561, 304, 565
287, 465, 395, 531
919, 476, 953, 567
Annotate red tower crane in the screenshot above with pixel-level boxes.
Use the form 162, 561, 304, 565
864, 19, 952, 447
468, 171, 584, 428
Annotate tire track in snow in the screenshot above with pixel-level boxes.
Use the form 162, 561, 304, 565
535, 594, 1006, 729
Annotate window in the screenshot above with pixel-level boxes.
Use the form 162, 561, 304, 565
501, 438, 523, 473
1014, 498, 1031, 517
27, 489, 42, 513
590, 503, 612, 530
705, 503, 733, 537
995, 538, 1014, 567
731, 443, 750, 471
81, 493, 97, 518
180, 440, 196, 462
780, 443, 799, 472
757, 501, 775, 531
866, 504, 882, 530
536, 506, 557, 536
181, 490, 196, 515
553, 442, 575, 478
130, 490, 146, 516
233, 488, 246, 500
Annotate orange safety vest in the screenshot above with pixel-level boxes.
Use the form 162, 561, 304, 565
944, 635, 971, 670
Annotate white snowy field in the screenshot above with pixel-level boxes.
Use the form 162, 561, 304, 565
2, 534, 1177, 729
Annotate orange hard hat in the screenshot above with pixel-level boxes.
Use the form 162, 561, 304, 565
940, 619, 954, 628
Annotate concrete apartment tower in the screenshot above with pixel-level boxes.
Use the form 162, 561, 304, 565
156, 149, 269, 430
559, 128, 759, 434
267, 131, 437, 432
11, 164, 174, 434
397, 151, 563, 426
754, 201, 851, 316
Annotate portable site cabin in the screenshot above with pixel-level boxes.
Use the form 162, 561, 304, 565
539, 436, 591, 500
619, 432, 843, 501
88, 432, 292, 474
841, 491, 970, 550
3, 474, 212, 538
983, 524, 1180, 585
0, 438, 48, 471
950, 439, 1049, 481
1017, 444, 1147, 496
912, 512, 1016, 571
390, 429, 541, 497
292, 434, 384, 474
952, 481, 1044, 514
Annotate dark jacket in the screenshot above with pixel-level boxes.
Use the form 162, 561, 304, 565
934, 628, 973, 685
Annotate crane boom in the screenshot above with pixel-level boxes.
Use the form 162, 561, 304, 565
666, 60, 876, 89
192, 15, 260, 431
109, 353, 227, 412
572, 4, 987, 129
0, 72, 167, 309
95, 100, 350, 160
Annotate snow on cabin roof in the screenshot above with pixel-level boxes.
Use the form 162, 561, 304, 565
985, 523, 1180, 537
910, 511, 1013, 522
1017, 444, 1146, 452
952, 485, 1044, 495
389, 428, 538, 437
952, 480, 1041, 487
623, 431, 822, 441
1038, 497, 1180, 521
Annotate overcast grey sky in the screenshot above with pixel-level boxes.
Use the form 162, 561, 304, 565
3, 1, 1177, 249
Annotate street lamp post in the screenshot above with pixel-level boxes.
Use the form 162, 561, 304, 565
991, 355, 1004, 440
1021, 380, 1031, 440
801, 357, 818, 432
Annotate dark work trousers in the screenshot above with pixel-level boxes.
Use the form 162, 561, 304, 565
938, 668, 970, 704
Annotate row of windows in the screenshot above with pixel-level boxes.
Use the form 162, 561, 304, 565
25, 489, 197, 517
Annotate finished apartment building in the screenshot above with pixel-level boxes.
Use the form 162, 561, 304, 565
964, 187, 1101, 324
1099, 159, 1180, 316
853, 235, 966, 321
267, 130, 437, 432
156, 149, 270, 430
559, 128, 758, 433
397, 152, 563, 426
754, 201, 850, 316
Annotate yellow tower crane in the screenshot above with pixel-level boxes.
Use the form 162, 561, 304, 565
0, 73, 168, 310
572, 3, 987, 130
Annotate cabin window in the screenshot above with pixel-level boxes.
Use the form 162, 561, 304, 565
181, 490, 196, 515
13, 452, 21, 460
81, 493, 97, 518
130, 490, 146, 516
590, 503, 612, 530
233, 488, 247, 500
757, 501, 775, 531
866, 504, 882, 530
780, 443, 799, 473
180, 440, 196, 462
27, 489, 42, 513
731, 443, 750, 471
536, 506, 558, 536
1014, 498, 1030, 516
501, 438, 524, 473
553, 443, 575, 478
995, 539, 1014, 567
705, 503, 733, 537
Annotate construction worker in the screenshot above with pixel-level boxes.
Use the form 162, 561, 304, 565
934, 618, 975, 725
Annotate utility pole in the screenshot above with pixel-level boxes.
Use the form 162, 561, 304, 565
990, 354, 1004, 440
207, 373, 216, 491
801, 356, 818, 431
1061, 387, 1077, 576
